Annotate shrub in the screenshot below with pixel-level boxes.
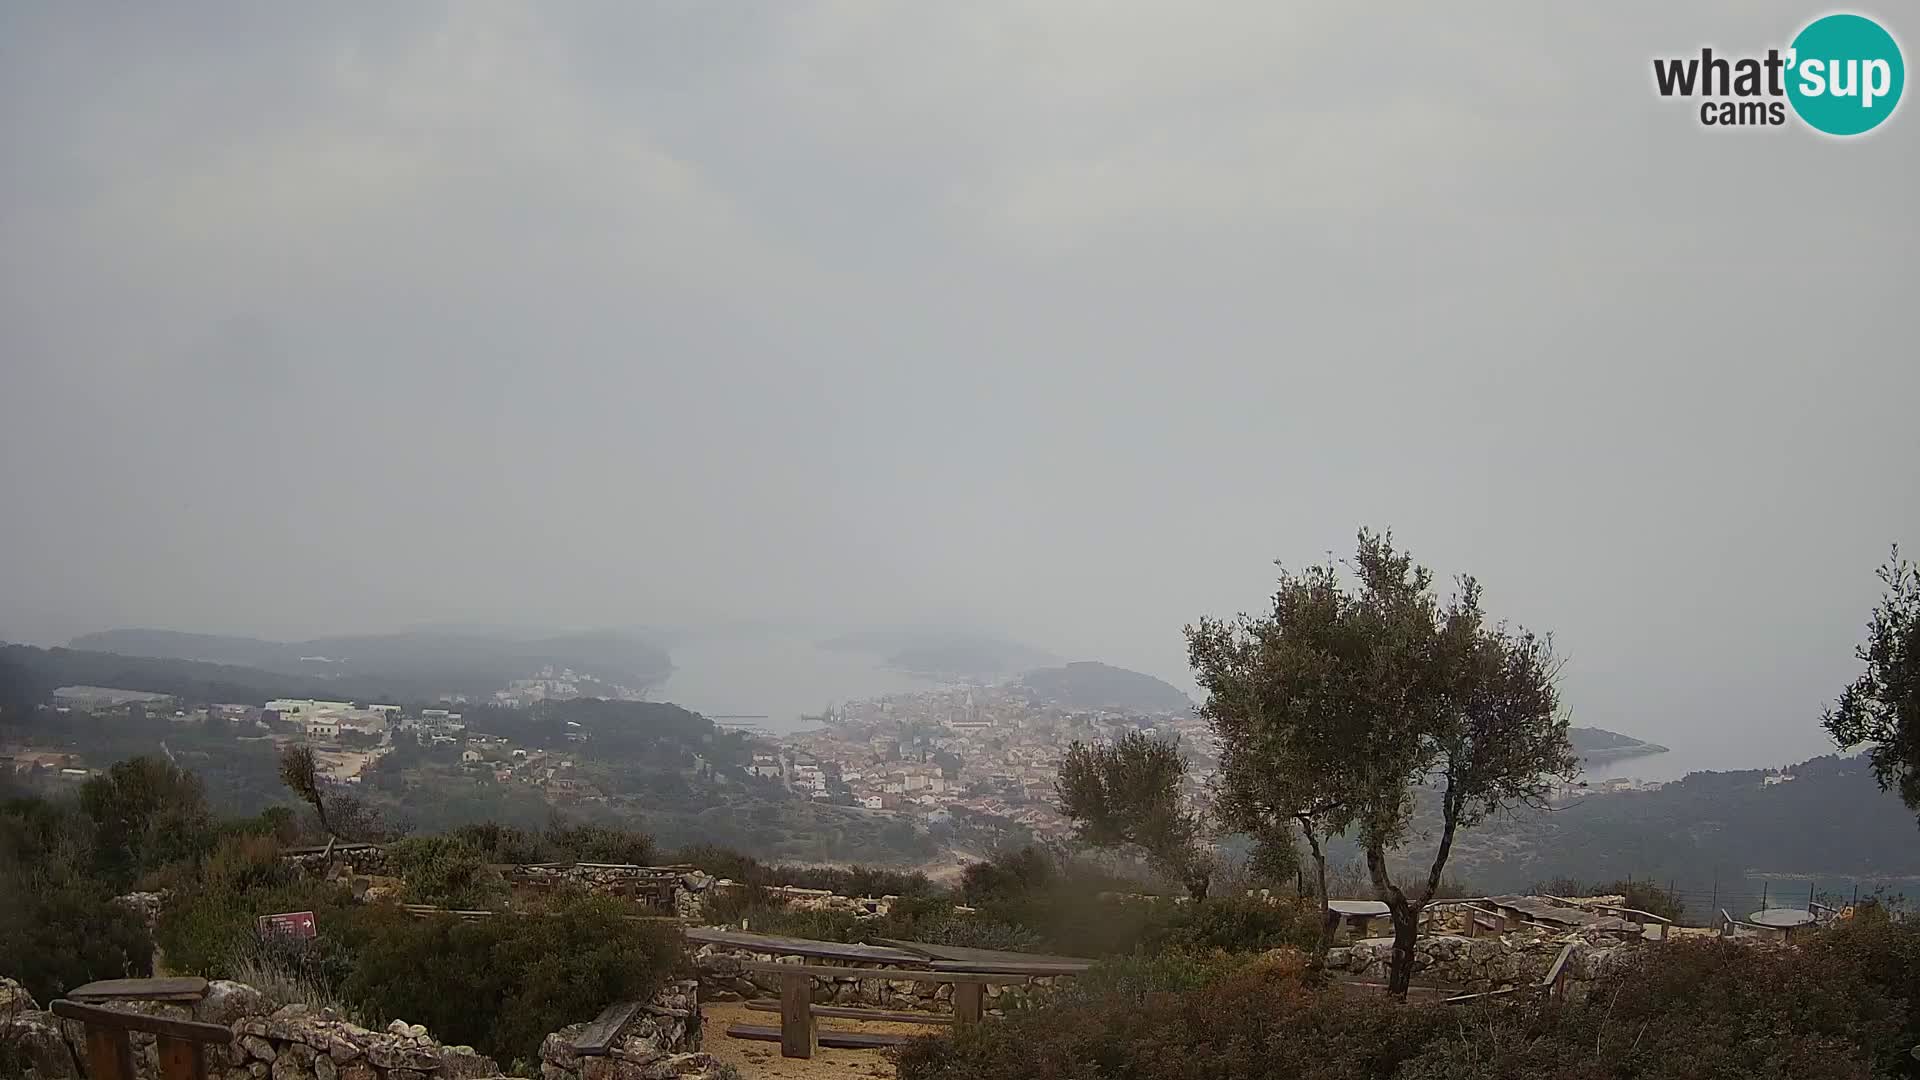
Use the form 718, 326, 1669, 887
383, 835, 507, 909
448, 822, 553, 864
898, 935, 1915, 1080
1, 794, 154, 1001
1144, 895, 1318, 955
342, 894, 681, 1065
0, 874, 153, 1002
1807, 915, 1920, 1074
545, 822, 657, 865
673, 843, 933, 897
78, 755, 215, 888
1041, 948, 1245, 1007
960, 846, 1057, 905
155, 876, 365, 978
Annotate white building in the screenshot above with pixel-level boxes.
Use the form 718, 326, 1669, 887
266, 699, 355, 720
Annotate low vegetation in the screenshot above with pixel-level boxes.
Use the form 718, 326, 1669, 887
899, 919, 1920, 1080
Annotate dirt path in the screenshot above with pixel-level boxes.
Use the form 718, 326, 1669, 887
703, 1001, 940, 1080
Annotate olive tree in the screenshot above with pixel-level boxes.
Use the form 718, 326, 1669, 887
1188, 559, 1357, 969
1824, 546, 1920, 825
1056, 731, 1213, 899
1193, 530, 1574, 997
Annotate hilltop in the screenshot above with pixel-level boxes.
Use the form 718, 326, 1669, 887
819, 628, 1058, 679
66, 627, 672, 701
1378, 753, 1920, 894
1014, 661, 1192, 714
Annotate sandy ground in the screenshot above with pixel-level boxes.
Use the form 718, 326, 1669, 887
702, 1001, 944, 1080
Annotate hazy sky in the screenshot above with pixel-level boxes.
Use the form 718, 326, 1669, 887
2, 3, 1914, 767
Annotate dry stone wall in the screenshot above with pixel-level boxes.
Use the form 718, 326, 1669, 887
0, 977, 723, 1080
1326, 929, 1632, 996
535, 983, 707, 1080
690, 945, 1066, 1015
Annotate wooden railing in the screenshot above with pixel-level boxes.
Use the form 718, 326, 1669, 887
1719, 908, 1767, 936
1576, 902, 1673, 941
49, 1000, 232, 1080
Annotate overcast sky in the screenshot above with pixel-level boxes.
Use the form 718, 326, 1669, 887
2, 3, 1913, 766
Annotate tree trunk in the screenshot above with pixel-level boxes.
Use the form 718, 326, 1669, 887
1365, 840, 1420, 1001
1386, 905, 1420, 999
1303, 829, 1335, 970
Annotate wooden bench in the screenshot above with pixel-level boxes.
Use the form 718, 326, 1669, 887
67, 978, 210, 1004
50, 1000, 233, 1080
728, 961, 1034, 1059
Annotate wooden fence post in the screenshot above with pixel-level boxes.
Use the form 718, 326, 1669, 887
779, 971, 815, 1059
953, 981, 985, 1027
86, 1026, 136, 1080
156, 1036, 205, 1080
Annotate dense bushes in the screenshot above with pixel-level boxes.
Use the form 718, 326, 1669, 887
383, 835, 507, 909
343, 895, 681, 1067
1143, 895, 1319, 955
0, 860, 153, 1001
674, 843, 935, 898
449, 820, 659, 866
721, 892, 1044, 953
959, 845, 1057, 905
899, 928, 1920, 1080
153, 837, 368, 978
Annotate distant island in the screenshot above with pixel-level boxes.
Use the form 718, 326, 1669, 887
1567, 725, 1668, 763
1014, 661, 1193, 714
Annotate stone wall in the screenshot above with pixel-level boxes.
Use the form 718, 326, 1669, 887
0, 977, 723, 1080
1326, 929, 1632, 996
277, 849, 921, 924
283, 845, 393, 879
690, 946, 1066, 1015
535, 981, 708, 1080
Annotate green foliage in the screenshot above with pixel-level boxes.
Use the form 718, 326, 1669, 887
898, 929, 1920, 1080
447, 821, 554, 864
1807, 913, 1920, 1068
1530, 876, 1686, 923
1824, 546, 1920, 825
1144, 896, 1319, 955
342, 894, 681, 1065
79, 755, 215, 888
1189, 529, 1576, 994
1057, 732, 1211, 899
155, 873, 364, 979
959, 845, 1057, 906
1, 785, 161, 1001
543, 821, 657, 865
1040, 948, 1246, 1007
0, 793, 153, 1001
383, 835, 507, 909
673, 843, 934, 897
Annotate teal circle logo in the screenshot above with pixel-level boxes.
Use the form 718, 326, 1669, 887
1786, 14, 1904, 135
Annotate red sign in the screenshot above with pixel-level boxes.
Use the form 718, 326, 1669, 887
257, 911, 317, 940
